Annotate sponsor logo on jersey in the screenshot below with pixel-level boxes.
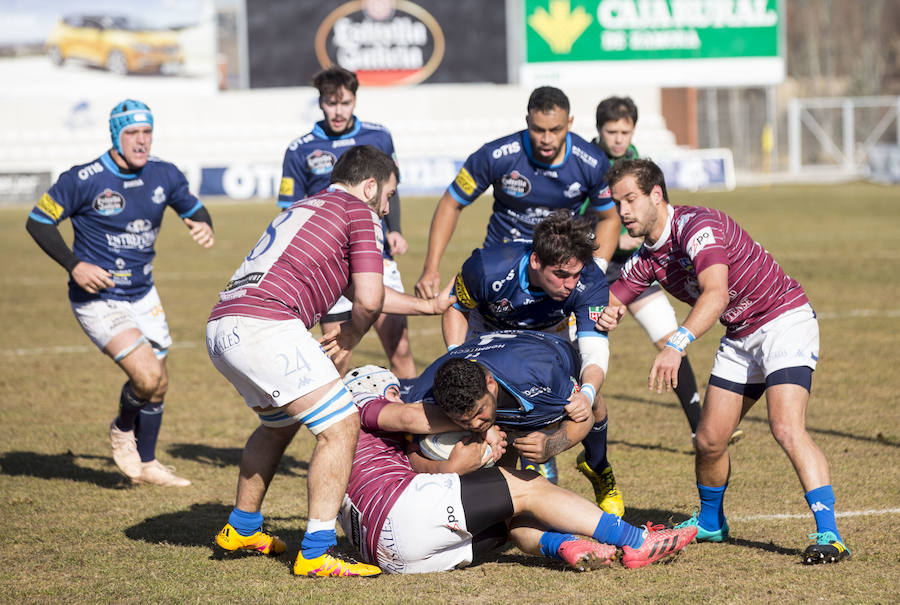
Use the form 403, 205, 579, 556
110, 269, 133, 286
279, 177, 294, 197
106, 220, 158, 250
491, 267, 516, 292
77, 162, 104, 181
126, 219, 153, 233
488, 298, 513, 315
454, 167, 477, 196
115, 257, 126, 269
332, 138, 356, 148
491, 141, 521, 159
687, 226, 715, 259
123, 178, 144, 189
92, 189, 125, 215
224, 272, 264, 292
454, 273, 477, 309
307, 149, 337, 175
571, 145, 599, 168
314, 0, 445, 86
501, 171, 532, 198
36, 192, 64, 220
534, 168, 557, 177
151, 186, 166, 205
207, 325, 241, 357
563, 181, 583, 198
588, 305, 606, 322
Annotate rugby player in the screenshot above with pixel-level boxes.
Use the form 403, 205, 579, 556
339, 366, 697, 573
597, 158, 849, 564
278, 66, 415, 379
26, 99, 214, 487
207, 146, 455, 577
414, 86, 620, 299
443, 211, 622, 514
589, 96, 733, 444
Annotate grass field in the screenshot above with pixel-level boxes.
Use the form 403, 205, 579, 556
1, 182, 899, 603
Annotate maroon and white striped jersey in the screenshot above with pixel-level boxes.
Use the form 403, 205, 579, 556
612, 205, 809, 338
344, 394, 416, 563
209, 188, 384, 327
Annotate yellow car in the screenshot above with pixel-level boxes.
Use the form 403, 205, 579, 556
47, 15, 184, 76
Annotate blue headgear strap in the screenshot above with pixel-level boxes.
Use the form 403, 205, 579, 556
109, 99, 153, 154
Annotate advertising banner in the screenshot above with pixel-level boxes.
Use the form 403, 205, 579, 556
247, 0, 507, 87
520, 0, 784, 87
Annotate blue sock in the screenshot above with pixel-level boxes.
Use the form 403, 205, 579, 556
135, 402, 163, 462
228, 508, 263, 537
697, 482, 727, 530
115, 381, 144, 432
301, 529, 337, 559
581, 415, 609, 471
539, 532, 576, 560
592, 512, 644, 549
805, 485, 841, 541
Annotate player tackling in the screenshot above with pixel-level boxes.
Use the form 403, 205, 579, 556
596, 158, 849, 564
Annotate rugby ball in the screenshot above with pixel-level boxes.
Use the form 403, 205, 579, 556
418, 431, 494, 468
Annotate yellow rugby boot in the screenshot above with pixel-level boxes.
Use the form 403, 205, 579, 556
576, 451, 625, 517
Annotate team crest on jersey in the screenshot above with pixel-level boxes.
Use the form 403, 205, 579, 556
563, 182, 583, 199
151, 186, 166, 205
501, 171, 532, 198
488, 298, 513, 314
307, 149, 337, 175
588, 305, 606, 322
92, 189, 125, 215
126, 219, 153, 233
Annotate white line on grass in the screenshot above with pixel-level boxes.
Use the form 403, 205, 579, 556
3, 341, 198, 356
732, 507, 900, 522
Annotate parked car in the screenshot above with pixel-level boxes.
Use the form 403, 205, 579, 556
47, 15, 184, 75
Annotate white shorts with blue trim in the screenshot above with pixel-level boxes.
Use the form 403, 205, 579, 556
711, 303, 819, 385
71, 286, 171, 359
325, 259, 404, 317
206, 315, 340, 411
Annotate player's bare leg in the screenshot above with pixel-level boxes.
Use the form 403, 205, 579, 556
234, 423, 300, 513
766, 383, 830, 491
373, 313, 416, 379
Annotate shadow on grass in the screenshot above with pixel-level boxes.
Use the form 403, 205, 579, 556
610, 392, 900, 448
167, 443, 309, 476
0, 450, 130, 489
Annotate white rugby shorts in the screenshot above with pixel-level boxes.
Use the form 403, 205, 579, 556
325, 259, 404, 317
71, 286, 171, 358
206, 315, 339, 409
344, 473, 472, 574
711, 303, 819, 385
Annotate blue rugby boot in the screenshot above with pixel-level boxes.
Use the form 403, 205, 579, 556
674, 508, 729, 542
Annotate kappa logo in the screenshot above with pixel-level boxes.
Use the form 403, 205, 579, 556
810, 502, 831, 512
151, 186, 166, 205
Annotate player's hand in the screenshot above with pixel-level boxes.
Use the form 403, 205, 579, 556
184, 218, 214, 248
618, 231, 643, 250
595, 305, 626, 331
565, 391, 593, 423
649, 346, 683, 393
71, 261, 114, 294
318, 322, 363, 366
415, 268, 441, 299
483, 426, 507, 462
448, 438, 492, 474
512, 430, 552, 464
386, 231, 408, 255
425, 279, 457, 314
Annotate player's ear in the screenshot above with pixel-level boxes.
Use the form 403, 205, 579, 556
528, 252, 542, 271
567, 114, 574, 129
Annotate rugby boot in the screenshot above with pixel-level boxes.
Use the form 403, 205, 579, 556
576, 451, 624, 516
293, 546, 382, 577
802, 531, 850, 564
520, 455, 559, 484
728, 429, 745, 445
674, 509, 729, 542
133, 459, 191, 487
216, 523, 286, 556
622, 522, 697, 569
109, 421, 142, 479
557, 539, 617, 571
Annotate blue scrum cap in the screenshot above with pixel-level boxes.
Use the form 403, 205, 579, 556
109, 99, 153, 154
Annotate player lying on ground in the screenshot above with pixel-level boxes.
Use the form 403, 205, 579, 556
335, 366, 696, 573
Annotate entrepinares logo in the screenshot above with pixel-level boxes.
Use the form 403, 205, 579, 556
315, 0, 445, 86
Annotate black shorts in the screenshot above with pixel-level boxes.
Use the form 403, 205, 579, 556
460, 467, 514, 558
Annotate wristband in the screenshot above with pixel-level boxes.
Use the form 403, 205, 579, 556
579, 383, 597, 402
665, 326, 695, 353
593, 257, 609, 273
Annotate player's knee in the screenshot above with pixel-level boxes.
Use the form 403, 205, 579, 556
257, 381, 357, 438
130, 368, 162, 400
693, 430, 728, 458
768, 419, 805, 450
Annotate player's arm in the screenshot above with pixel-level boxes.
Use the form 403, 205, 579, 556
182, 205, 214, 248
25, 216, 114, 294
649, 263, 729, 393
415, 191, 465, 298
595, 288, 628, 331
375, 401, 460, 434
590, 207, 620, 271
512, 416, 593, 464
381, 279, 456, 316
442, 305, 469, 350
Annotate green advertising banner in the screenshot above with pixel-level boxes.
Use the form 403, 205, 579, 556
521, 0, 783, 86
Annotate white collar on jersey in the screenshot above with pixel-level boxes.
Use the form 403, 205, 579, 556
645, 204, 675, 252
326, 183, 350, 194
